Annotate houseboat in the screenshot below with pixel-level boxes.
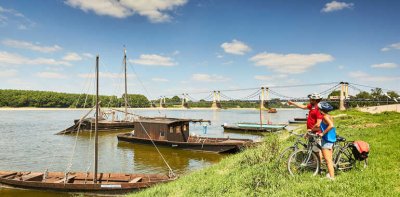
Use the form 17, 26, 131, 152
117, 118, 253, 153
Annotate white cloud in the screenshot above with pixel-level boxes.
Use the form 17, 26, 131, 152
152, 77, 169, 82
349, 71, 400, 82
129, 54, 176, 66
220, 39, 251, 55
191, 73, 230, 82
0, 6, 35, 29
36, 72, 67, 79
338, 65, 345, 70
0, 69, 18, 78
381, 42, 400, 52
2, 39, 62, 53
222, 61, 234, 65
82, 53, 94, 58
254, 74, 288, 81
0, 51, 71, 66
321, 1, 354, 13
65, 0, 188, 23
249, 52, 334, 74
371, 63, 398, 69
62, 52, 83, 61
78, 72, 134, 79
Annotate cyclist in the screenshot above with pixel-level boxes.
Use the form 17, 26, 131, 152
317, 101, 337, 180
287, 93, 323, 134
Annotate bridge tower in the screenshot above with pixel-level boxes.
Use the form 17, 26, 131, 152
339, 82, 349, 110
181, 93, 189, 108
260, 87, 266, 109
211, 91, 222, 109
159, 96, 166, 108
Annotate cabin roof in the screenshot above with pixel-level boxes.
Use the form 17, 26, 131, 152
135, 117, 190, 124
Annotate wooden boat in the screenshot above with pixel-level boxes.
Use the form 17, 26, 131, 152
294, 117, 307, 121
0, 55, 173, 193
237, 123, 287, 129
288, 120, 306, 124
0, 171, 170, 194
117, 118, 253, 153
58, 49, 137, 134
58, 117, 135, 134
267, 108, 277, 113
223, 123, 287, 132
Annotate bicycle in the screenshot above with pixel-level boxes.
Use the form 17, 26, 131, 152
276, 131, 308, 169
333, 136, 368, 171
287, 133, 367, 176
287, 132, 321, 176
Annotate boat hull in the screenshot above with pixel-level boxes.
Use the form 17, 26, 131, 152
117, 134, 251, 153
236, 123, 287, 130
57, 119, 135, 134
288, 120, 306, 124
223, 125, 285, 133
0, 171, 170, 194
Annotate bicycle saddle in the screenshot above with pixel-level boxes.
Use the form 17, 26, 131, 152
336, 136, 346, 142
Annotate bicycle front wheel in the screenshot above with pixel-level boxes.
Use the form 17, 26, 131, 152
288, 149, 320, 176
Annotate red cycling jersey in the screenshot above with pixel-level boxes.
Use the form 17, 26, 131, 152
307, 103, 323, 134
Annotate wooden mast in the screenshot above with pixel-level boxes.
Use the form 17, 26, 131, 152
94, 55, 99, 183
124, 48, 128, 121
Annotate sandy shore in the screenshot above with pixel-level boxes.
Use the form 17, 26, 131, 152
0, 107, 299, 111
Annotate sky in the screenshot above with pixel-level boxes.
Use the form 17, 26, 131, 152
0, 0, 399, 100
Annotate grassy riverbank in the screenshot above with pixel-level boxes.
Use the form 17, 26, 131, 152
130, 110, 400, 196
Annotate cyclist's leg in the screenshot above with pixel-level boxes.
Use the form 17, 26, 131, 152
321, 140, 335, 179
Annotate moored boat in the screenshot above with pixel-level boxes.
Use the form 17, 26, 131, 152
294, 117, 307, 121
222, 123, 287, 132
288, 120, 306, 124
117, 118, 253, 153
0, 171, 170, 194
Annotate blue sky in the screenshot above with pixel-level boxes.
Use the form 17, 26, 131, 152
0, 0, 399, 100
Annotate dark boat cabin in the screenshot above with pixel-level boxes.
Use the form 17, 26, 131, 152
133, 118, 190, 142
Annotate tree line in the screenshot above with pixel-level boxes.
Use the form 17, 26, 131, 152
327, 88, 399, 108
0, 89, 151, 108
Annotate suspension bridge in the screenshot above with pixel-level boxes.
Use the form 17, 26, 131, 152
154, 82, 399, 110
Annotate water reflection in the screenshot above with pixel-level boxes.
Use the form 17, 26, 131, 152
117, 142, 222, 175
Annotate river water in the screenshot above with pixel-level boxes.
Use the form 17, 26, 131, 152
0, 108, 305, 196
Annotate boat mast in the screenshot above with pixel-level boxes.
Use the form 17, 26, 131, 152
124, 48, 128, 121
94, 55, 99, 184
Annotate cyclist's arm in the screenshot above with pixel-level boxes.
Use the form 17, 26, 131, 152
311, 118, 322, 132
287, 101, 308, 109
321, 116, 333, 135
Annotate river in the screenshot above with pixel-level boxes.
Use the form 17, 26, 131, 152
0, 108, 305, 196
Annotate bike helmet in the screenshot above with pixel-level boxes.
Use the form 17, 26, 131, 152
318, 101, 333, 113
307, 93, 322, 100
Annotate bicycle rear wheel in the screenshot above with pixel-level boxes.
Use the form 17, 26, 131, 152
288, 149, 320, 176
335, 146, 356, 171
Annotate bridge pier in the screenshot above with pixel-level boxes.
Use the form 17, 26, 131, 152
159, 96, 166, 108
339, 82, 349, 110
211, 91, 222, 109
260, 87, 266, 109
181, 93, 189, 108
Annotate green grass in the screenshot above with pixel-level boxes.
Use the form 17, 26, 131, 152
129, 110, 400, 197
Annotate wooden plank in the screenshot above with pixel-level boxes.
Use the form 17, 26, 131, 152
22, 173, 43, 181
54, 175, 76, 183
129, 177, 142, 183
0, 172, 17, 178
